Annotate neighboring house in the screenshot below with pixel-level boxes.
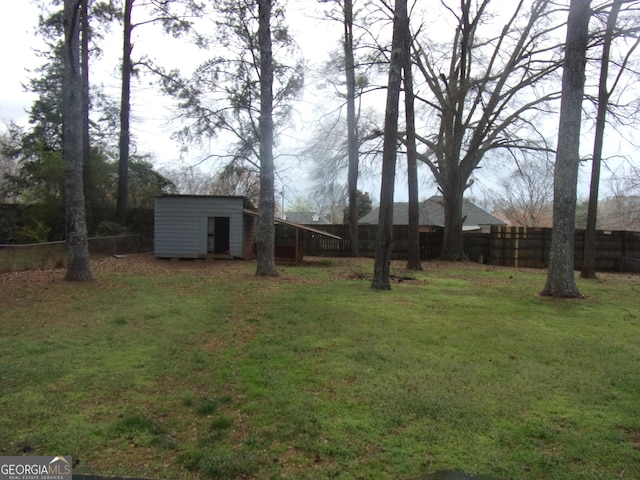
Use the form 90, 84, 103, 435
283, 212, 331, 225
155, 195, 256, 259
359, 196, 506, 232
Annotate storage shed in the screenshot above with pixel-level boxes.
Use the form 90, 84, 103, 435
154, 195, 256, 259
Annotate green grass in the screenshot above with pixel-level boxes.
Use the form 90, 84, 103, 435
1, 257, 639, 479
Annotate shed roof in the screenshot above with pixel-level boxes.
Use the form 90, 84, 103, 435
156, 194, 255, 209
243, 210, 342, 240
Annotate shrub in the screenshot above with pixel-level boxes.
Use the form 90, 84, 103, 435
95, 221, 129, 237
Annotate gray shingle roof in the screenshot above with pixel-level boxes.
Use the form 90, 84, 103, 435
358, 196, 506, 228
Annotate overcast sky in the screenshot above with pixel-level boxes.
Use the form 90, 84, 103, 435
0, 1, 45, 126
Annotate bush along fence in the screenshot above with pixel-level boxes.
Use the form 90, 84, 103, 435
276, 224, 640, 272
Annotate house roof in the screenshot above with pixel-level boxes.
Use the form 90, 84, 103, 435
358, 196, 506, 229
283, 212, 331, 225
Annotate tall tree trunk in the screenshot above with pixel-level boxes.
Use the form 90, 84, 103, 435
117, 0, 133, 226
344, 0, 360, 257
372, 0, 407, 290
437, 1, 473, 262
403, 12, 422, 271
63, 0, 93, 281
81, 0, 92, 232
256, 0, 278, 277
581, 0, 621, 279
440, 184, 466, 260
541, 0, 591, 298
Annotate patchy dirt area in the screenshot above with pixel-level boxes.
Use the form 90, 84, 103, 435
0, 254, 419, 293
0, 253, 255, 291
2, 253, 637, 290
0, 254, 370, 289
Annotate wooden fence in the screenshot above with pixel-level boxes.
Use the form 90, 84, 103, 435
276, 224, 640, 272
489, 226, 640, 271
276, 224, 490, 262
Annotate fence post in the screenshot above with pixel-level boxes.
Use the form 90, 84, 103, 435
515, 227, 519, 268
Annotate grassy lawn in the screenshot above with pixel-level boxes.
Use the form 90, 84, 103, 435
0, 255, 639, 479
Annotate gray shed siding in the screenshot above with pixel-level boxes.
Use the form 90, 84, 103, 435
154, 196, 251, 259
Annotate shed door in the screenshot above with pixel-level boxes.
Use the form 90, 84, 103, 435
207, 217, 230, 254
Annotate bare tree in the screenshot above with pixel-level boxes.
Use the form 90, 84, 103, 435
313, 182, 348, 223
62, 0, 93, 281
581, 0, 640, 278
541, 0, 592, 298
581, 0, 620, 279
602, 163, 640, 230
322, 0, 363, 255
598, 195, 640, 230
412, 0, 565, 260
160, 165, 214, 195
307, 109, 381, 196
491, 153, 554, 227
403, 4, 422, 271
344, 0, 360, 256
372, 0, 407, 290
210, 164, 261, 202
315, 0, 383, 255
